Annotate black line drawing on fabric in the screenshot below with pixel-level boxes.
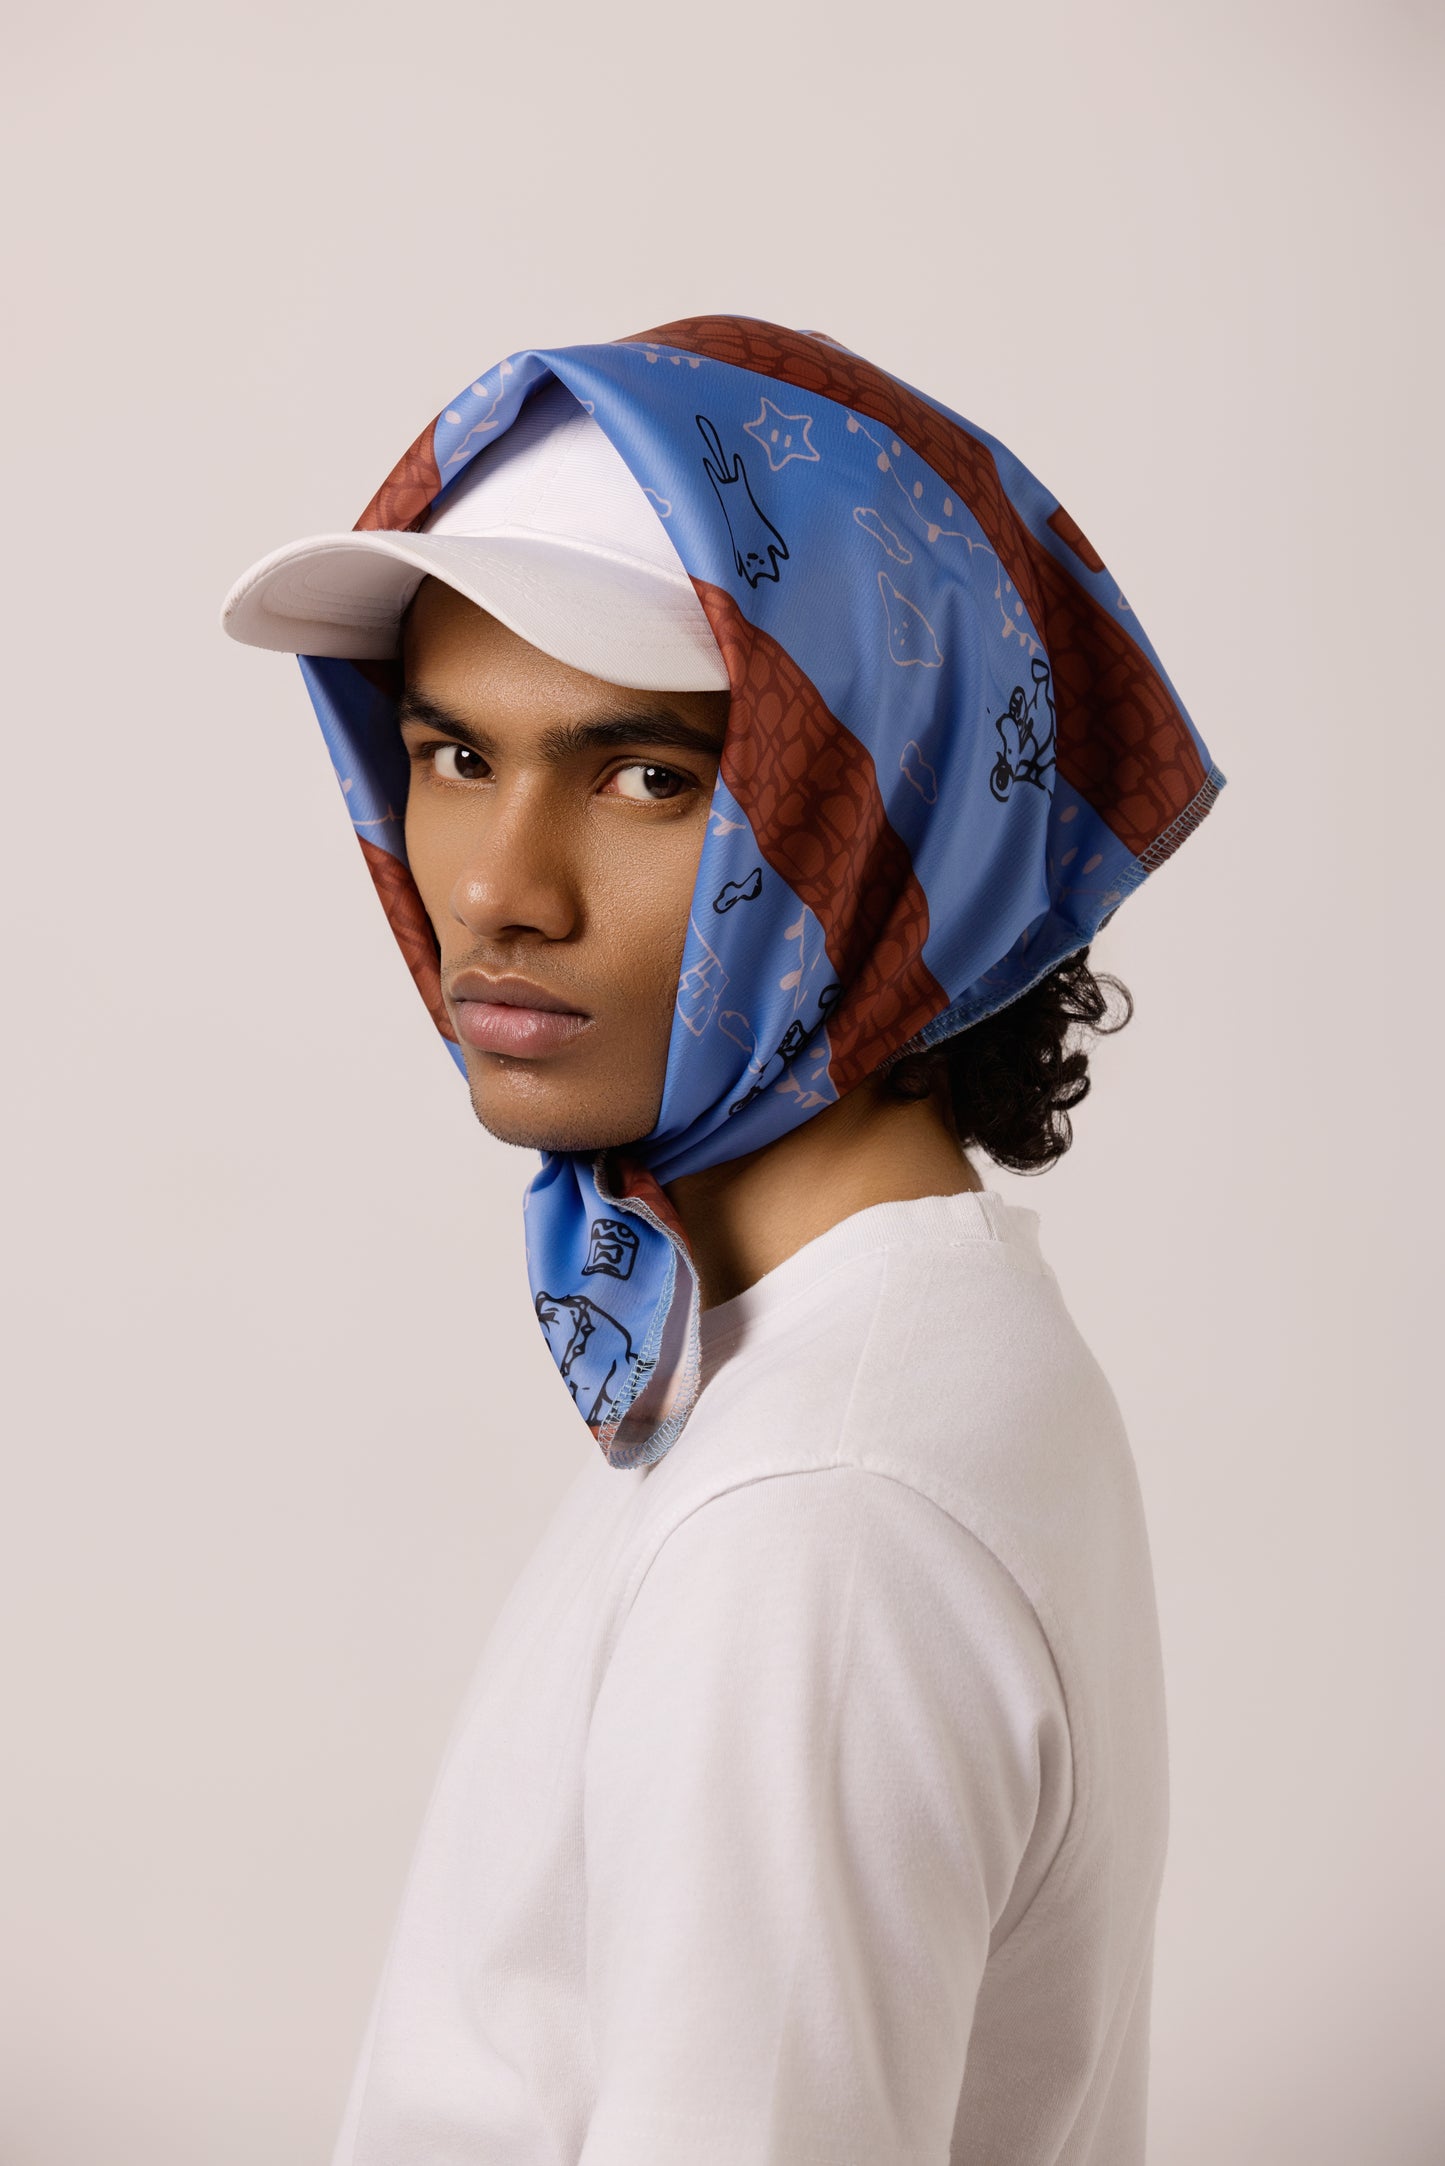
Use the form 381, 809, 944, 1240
776, 981, 842, 1112
535, 1290, 649, 1428
743, 397, 821, 471
725, 980, 844, 1116
774, 1043, 832, 1112
677, 914, 729, 1037
726, 1023, 818, 1117
697, 414, 790, 587
713, 868, 763, 914
853, 506, 914, 563
900, 741, 939, 803
582, 1217, 640, 1281
989, 658, 1058, 802
728, 1080, 768, 1116
877, 571, 943, 669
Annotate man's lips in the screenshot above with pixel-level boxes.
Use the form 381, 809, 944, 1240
447, 973, 594, 1059
454, 1002, 594, 1056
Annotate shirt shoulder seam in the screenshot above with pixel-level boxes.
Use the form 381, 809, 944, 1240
608, 1452, 1081, 1954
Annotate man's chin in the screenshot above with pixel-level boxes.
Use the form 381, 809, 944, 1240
467, 1085, 655, 1158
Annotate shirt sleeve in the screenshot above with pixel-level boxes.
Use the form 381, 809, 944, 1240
577, 1465, 1068, 2166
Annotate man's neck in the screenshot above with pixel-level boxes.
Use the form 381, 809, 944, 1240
662, 1072, 982, 1310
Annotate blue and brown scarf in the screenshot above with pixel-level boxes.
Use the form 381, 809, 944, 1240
296, 314, 1227, 1469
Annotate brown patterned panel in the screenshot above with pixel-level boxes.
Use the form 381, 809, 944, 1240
695, 581, 949, 1098
357, 836, 457, 1043
1032, 546, 1207, 846
352, 656, 403, 701
610, 1152, 689, 1243
354, 416, 442, 534
620, 315, 1209, 860
1047, 503, 1105, 573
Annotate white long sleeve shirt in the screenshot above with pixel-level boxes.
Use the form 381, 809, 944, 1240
330, 1187, 1170, 2165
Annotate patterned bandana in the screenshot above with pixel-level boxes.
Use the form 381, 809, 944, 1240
295, 314, 1227, 1470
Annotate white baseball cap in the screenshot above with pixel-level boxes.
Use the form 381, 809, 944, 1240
219, 377, 730, 693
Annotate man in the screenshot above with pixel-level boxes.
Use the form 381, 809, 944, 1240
222, 316, 1226, 2164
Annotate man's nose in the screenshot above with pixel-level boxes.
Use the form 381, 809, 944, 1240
447, 782, 580, 942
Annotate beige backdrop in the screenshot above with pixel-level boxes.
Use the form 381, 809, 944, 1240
4, 2, 1441, 2159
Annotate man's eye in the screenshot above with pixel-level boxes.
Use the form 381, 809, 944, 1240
609, 762, 690, 803
431, 744, 486, 781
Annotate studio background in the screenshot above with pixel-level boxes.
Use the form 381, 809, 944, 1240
4, 3, 1440, 2160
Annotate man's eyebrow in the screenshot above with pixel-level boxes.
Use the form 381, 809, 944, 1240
396, 689, 729, 764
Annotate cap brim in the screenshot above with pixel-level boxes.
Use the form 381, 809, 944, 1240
218, 530, 731, 693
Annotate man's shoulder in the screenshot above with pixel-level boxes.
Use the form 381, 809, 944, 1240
639, 1219, 1140, 1626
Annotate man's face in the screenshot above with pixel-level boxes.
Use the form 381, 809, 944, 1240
399, 576, 731, 1155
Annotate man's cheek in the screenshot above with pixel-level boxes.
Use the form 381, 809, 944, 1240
408, 837, 456, 932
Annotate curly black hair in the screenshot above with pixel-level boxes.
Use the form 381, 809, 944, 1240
879, 945, 1135, 1174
